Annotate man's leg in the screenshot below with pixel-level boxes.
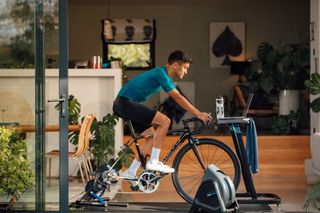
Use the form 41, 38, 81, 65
123, 127, 155, 189
131, 111, 170, 164
151, 111, 171, 148
127, 127, 155, 176
139, 127, 155, 160
146, 111, 175, 173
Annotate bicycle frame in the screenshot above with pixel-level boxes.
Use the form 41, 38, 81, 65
77, 117, 223, 207
162, 130, 205, 170
163, 118, 207, 169
107, 118, 206, 174
162, 130, 191, 164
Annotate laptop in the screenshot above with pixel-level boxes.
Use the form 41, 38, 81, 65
218, 93, 254, 120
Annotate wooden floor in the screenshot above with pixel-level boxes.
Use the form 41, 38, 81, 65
113, 135, 312, 212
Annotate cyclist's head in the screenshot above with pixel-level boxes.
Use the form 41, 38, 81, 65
167, 50, 192, 79
167, 50, 193, 65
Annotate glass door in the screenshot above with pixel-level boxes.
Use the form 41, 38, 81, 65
43, 0, 69, 212
0, 1, 38, 211
0, 0, 69, 211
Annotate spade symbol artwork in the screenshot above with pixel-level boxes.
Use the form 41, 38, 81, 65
212, 26, 243, 66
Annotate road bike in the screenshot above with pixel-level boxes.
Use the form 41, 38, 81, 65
79, 117, 241, 205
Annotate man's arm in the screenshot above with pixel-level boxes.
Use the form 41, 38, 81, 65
167, 88, 211, 122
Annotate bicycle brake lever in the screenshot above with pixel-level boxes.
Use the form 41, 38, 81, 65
207, 119, 217, 128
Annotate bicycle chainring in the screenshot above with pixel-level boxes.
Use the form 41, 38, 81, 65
137, 171, 160, 193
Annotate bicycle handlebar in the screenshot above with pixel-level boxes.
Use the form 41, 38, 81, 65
168, 114, 216, 135
186, 117, 204, 135
168, 117, 205, 135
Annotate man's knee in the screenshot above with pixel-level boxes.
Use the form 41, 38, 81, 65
152, 112, 171, 129
162, 115, 171, 129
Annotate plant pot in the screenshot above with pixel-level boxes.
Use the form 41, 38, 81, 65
0, 203, 11, 212
311, 133, 320, 176
279, 90, 300, 115
0, 196, 17, 212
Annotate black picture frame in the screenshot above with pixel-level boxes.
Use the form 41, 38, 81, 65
101, 19, 156, 70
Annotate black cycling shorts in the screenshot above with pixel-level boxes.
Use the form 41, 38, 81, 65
113, 96, 157, 134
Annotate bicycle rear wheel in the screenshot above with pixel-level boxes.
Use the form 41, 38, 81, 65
172, 138, 241, 203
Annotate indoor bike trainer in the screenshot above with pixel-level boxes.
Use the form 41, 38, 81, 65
217, 117, 281, 206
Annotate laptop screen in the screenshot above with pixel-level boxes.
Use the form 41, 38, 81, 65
242, 93, 254, 117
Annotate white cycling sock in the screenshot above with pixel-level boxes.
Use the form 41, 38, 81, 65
128, 159, 141, 175
150, 148, 161, 162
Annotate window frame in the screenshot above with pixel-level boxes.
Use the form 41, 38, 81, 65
101, 19, 156, 70
102, 40, 155, 70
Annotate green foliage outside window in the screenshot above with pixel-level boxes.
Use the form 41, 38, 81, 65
108, 44, 151, 68
0, 127, 35, 206
0, 0, 58, 68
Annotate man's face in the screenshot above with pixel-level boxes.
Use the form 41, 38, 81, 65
174, 62, 190, 79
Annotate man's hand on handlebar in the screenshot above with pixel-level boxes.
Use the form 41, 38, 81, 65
196, 112, 212, 124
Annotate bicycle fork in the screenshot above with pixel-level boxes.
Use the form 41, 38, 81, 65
189, 138, 206, 170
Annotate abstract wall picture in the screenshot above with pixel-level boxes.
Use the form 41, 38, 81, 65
103, 19, 155, 42
210, 22, 245, 68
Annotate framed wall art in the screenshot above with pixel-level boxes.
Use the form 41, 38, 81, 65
209, 22, 245, 68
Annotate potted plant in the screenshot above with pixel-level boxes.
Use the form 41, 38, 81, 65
244, 42, 281, 97
304, 73, 320, 210
277, 43, 309, 115
0, 127, 35, 210
245, 42, 310, 114
305, 72, 320, 112
90, 114, 134, 170
304, 181, 320, 211
271, 110, 301, 135
55, 95, 134, 172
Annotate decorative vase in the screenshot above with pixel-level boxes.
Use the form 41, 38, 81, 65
311, 133, 320, 176
0, 196, 17, 212
278, 90, 300, 115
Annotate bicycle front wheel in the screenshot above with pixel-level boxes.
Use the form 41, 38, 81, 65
172, 138, 241, 203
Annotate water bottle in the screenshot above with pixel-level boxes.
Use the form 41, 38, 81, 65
216, 96, 224, 119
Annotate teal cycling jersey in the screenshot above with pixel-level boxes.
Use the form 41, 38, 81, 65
118, 66, 175, 103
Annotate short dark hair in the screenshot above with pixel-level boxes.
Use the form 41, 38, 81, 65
168, 50, 193, 64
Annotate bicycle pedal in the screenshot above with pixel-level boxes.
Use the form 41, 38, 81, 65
130, 185, 139, 191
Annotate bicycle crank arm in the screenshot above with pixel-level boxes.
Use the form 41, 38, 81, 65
118, 176, 138, 181
148, 175, 163, 182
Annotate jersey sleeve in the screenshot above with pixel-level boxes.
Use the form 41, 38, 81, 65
157, 68, 176, 92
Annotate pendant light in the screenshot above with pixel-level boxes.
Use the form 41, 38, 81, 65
104, 0, 113, 40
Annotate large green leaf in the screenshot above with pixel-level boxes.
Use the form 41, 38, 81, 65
304, 181, 320, 211
305, 73, 320, 95
311, 98, 320, 113
257, 42, 274, 62
89, 113, 133, 168
259, 76, 275, 94
250, 42, 310, 93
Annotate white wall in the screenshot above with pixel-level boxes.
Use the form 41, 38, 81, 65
0, 69, 123, 176
69, 0, 309, 113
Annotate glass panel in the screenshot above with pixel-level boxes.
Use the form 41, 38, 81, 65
0, 1, 35, 68
0, 0, 36, 211
0, 1, 59, 69
44, 0, 59, 68
0, 0, 62, 211
43, 0, 60, 211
